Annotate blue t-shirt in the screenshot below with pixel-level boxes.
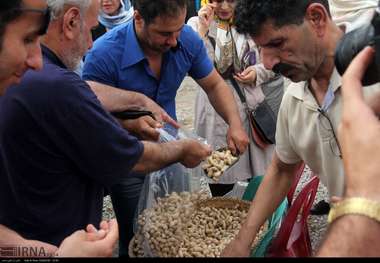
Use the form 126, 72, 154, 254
0, 45, 144, 246
82, 20, 214, 119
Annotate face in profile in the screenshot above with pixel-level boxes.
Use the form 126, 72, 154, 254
101, 0, 122, 16
253, 20, 323, 83
0, 0, 47, 95
210, 0, 235, 21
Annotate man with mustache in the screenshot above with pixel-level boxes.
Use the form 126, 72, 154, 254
221, 0, 380, 256
0, 0, 211, 257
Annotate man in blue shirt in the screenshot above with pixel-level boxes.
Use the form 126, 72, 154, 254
0, 0, 211, 256
83, 0, 249, 256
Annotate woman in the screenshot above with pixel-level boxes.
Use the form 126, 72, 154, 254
92, 0, 134, 41
187, 0, 283, 196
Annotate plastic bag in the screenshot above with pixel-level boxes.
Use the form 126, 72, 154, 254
223, 181, 249, 199
133, 123, 212, 256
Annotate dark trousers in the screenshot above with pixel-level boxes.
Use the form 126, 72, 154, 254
110, 172, 145, 257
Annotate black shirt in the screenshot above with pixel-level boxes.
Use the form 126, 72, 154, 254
0, 45, 144, 246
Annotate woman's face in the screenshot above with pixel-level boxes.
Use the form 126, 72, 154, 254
101, 0, 122, 16
211, 0, 235, 21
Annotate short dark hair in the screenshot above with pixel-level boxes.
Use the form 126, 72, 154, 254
0, 0, 23, 50
235, 0, 330, 37
133, 0, 187, 25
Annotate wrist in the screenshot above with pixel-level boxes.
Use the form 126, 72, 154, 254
344, 189, 380, 202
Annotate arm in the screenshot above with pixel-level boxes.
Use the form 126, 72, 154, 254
221, 153, 302, 257
317, 47, 380, 257
0, 224, 58, 257
132, 139, 212, 173
196, 69, 249, 154
87, 81, 179, 127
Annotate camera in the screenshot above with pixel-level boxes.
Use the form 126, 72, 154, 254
335, 5, 380, 86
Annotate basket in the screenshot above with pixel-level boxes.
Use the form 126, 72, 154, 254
195, 196, 251, 211
129, 196, 270, 257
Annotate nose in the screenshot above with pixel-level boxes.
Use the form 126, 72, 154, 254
260, 48, 280, 70
166, 34, 177, 48
26, 41, 43, 71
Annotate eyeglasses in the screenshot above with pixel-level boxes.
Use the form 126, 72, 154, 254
318, 108, 342, 159
9, 7, 51, 35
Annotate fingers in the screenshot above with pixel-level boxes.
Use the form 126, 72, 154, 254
227, 139, 237, 156
162, 113, 180, 128
330, 196, 342, 204
101, 219, 119, 244
86, 224, 98, 233
99, 221, 110, 232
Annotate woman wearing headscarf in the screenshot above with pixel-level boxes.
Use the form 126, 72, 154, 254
92, 0, 134, 41
187, 0, 284, 196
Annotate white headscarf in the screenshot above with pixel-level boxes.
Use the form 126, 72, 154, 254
329, 0, 378, 31
98, 0, 134, 30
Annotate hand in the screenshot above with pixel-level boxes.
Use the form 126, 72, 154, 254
234, 66, 257, 85
221, 236, 251, 257
339, 46, 380, 201
56, 219, 119, 257
144, 99, 180, 128
178, 139, 212, 168
226, 123, 249, 156
121, 116, 162, 141
198, 3, 217, 37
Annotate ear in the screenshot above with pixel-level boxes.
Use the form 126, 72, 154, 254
305, 3, 329, 37
62, 7, 81, 40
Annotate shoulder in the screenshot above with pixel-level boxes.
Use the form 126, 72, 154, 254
22, 62, 94, 103
179, 25, 203, 49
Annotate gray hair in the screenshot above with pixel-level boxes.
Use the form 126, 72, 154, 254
47, 0, 92, 20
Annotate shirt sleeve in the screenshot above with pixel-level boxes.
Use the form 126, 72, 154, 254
186, 27, 214, 80
50, 73, 144, 187
275, 92, 302, 164
82, 48, 118, 87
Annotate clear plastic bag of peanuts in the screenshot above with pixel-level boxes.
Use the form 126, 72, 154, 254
131, 123, 211, 257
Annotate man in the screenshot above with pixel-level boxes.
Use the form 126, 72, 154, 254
82, 0, 249, 255
0, 0, 211, 255
317, 46, 380, 257
0, 0, 122, 257
221, 0, 380, 256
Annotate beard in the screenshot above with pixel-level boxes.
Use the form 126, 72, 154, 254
61, 27, 88, 71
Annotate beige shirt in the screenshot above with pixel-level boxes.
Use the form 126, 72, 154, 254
275, 68, 380, 197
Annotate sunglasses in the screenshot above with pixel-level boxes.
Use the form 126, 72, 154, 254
210, 0, 235, 4
10, 7, 51, 35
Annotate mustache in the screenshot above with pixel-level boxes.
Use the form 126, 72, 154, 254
272, 63, 295, 75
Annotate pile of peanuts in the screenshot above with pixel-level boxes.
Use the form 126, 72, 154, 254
131, 192, 268, 257
202, 149, 239, 181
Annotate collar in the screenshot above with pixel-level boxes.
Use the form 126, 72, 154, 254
287, 67, 342, 110
41, 44, 67, 69
122, 20, 146, 69
121, 20, 182, 69
288, 67, 342, 100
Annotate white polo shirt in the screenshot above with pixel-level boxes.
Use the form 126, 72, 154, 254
275, 68, 380, 197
